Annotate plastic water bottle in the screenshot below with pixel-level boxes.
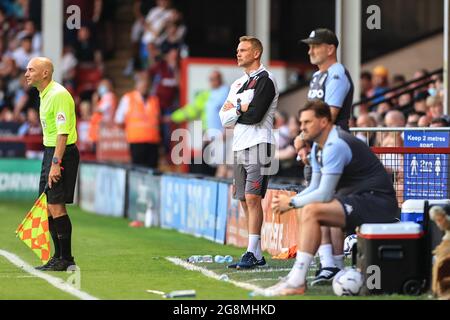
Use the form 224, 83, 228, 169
163, 289, 196, 298
219, 274, 229, 281
187, 255, 201, 263
214, 255, 225, 263
202, 255, 213, 263
224, 255, 233, 263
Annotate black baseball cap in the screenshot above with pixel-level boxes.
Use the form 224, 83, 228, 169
300, 28, 339, 48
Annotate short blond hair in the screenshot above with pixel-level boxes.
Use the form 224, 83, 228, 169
239, 36, 263, 57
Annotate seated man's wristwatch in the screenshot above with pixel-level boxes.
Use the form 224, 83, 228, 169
288, 198, 295, 209
52, 156, 62, 165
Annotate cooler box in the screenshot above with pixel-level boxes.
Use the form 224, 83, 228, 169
357, 222, 427, 295
401, 199, 448, 250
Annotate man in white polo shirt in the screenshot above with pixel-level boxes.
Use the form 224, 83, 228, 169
220, 36, 278, 269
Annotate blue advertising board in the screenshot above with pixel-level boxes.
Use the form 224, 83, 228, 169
215, 182, 230, 244
404, 131, 449, 200
185, 179, 218, 241
160, 176, 187, 230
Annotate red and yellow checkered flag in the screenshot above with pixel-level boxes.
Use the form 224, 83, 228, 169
15, 192, 51, 264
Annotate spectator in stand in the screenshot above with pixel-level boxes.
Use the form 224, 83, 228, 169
359, 71, 372, 114
12, 35, 39, 70
13, 73, 40, 119
398, 92, 412, 109
273, 110, 290, 150
125, 0, 154, 74
61, 45, 78, 92
426, 95, 443, 120
275, 115, 302, 179
76, 100, 95, 159
159, 9, 187, 54
385, 74, 406, 106
0, 106, 14, 122
382, 110, 405, 147
149, 46, 179, 160
115, 72, 161, 169
17, 107, 43, 159
369, 65, 389, 104
16, 20, 42, 53
0, 78, 7, 109
429, 74, 444, 99
167, 70, 229, 175
418, 115, 431, 127
0, 6, 11, 44
411, 69, 429, 96
74, 26, 103, 69
93, 0, 117, 59
406, 112, 422, 127
413, 91, 428, 114
4, 0, 28, 20
88, 78, 117, 150
355, 113, 377, 146
430, 116, 450, 128
375, 101, 392, 118
142, 0, 173, 47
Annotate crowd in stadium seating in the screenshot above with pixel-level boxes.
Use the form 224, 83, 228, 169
353, 65, 447, 148
0, 0, 447, 179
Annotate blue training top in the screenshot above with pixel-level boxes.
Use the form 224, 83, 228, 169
307, 63, 354, 131
310, 126, 395, 196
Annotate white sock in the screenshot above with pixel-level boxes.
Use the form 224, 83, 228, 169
333, 255, 344, 269
287, 252, 313, 287
255, 239, 263, 260
318, 244, 334, 268
247, 234, 260, 258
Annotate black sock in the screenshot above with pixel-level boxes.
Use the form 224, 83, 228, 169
53, 215, 73, 260
48, 216, 61, 259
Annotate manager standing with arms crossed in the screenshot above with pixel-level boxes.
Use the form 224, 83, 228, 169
298, 29, 354, 285
25, 57, 79, 271
220, 36, 278, 269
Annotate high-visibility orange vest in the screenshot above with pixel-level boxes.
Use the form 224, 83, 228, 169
88, 112, 102, 142
124, 91, 161, 144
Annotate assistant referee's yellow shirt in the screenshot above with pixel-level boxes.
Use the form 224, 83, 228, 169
39, 81, 77, 147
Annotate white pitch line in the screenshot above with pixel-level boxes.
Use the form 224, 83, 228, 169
231, 267, 292, 273
247, 278, 280, 282
166, 257, 267, 295
0, 249, 99, 300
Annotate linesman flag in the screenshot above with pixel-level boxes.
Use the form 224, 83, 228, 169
16, 191, 51, 264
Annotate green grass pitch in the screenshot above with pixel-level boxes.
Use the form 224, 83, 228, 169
0, 201, 429, 300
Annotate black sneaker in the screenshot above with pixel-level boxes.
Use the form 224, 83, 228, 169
227, 253, 244, 269
256, 256, 267, 267
227, 253, 266, 269
45, 257, 76, 272
310, 267, 341, 286
35, 256, 59, 271
236, 252, 260, 270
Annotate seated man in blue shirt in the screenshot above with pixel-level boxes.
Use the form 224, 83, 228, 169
267, 99, 399, 296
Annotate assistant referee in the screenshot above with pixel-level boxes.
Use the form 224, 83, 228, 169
25, 57, 79, 271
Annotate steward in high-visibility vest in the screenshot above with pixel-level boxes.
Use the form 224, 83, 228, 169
115, 75, 161, 168
123, 91, 161, 144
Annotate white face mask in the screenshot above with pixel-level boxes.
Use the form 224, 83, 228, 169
428, 88, 437, 97
98, 85, 108, 97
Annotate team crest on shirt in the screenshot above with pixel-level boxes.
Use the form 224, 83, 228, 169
344, 203, 353, 215
247, 76, 259, 89
56, 112, 66, 125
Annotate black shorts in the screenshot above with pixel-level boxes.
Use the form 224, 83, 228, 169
336, 191, 400, 234
39, 144, 80, 204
